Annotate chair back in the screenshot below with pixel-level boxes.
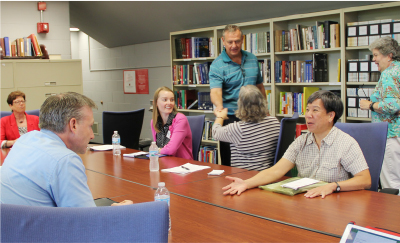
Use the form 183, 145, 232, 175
1, 201, 169, 243
186, 115, 205, 161
274, 113, 299, 164
335, 122, 388, 192
1, 111, 12, 118
103, 109, 145, 150
26, 109, 40, 117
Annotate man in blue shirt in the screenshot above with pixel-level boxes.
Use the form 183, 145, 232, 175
209, 24, 266, 166
1, 92, 132, 207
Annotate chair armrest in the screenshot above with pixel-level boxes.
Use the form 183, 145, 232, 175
379, 188, 399, 195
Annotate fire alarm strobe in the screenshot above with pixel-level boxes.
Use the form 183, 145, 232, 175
37, 2, 49, 33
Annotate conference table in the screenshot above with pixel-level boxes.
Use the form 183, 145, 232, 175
3, 146, 400, 242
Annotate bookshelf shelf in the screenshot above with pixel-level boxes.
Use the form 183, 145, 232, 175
275, 82, 341, 86
174, 84, 210, 88
202, 140, 218, 145
346, 82, 378, 85
178, 109, 214, 113
346, 117, 372, 121
173, 57, 215, 62
345, 46, 369, 50
275, 48, 341, 55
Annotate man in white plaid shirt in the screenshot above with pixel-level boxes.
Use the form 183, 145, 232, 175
222, 90, 371, 199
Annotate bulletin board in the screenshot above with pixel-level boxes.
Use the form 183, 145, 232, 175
123, 69, 149, 94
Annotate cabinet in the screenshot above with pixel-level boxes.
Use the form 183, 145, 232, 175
1, 59, 83, 111
170, 2, 400, 164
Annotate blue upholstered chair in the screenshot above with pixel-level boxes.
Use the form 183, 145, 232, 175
186, 115, 205, 161
0, 111, 12, 118
102, 109, 145, 150
274, 112, 299, 164
1, 201, 169, 243
335, 122, 388, 192
26, 109, 40, 117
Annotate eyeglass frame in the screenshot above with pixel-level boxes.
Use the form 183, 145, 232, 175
13, 100, 27, 105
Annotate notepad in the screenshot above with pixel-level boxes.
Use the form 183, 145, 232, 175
281, 178, 320, 190
161, 163, 210, 174
207, 170, 224, 176
123, 151, 148, 158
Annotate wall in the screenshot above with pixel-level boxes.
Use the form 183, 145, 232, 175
0, 1, 71, 59
71, 31, 170, 143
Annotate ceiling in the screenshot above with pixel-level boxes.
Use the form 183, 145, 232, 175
69, 1, 388, 48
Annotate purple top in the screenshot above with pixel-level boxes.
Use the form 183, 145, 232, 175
151, 113, 193, 160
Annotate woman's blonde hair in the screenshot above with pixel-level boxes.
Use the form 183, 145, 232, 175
235, 85, 269, 123
152, 86, 178, 133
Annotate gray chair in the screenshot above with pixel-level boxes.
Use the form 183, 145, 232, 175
274, 112, 299, 164
102, 109, 145, 150
1, 201, 169, 243
26, 109, 40, 117
186, 115, 205, 161
0, 111, 12, 118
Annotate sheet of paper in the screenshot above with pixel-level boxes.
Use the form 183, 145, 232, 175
281, 178, 320, 190
90, 145, 126, 151
123, 151, 148, 158
207, 170, 224, 176
161, 163, 210, 174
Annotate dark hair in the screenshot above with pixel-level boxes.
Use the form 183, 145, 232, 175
307, 90, 343, 124
7, 91, 26, 105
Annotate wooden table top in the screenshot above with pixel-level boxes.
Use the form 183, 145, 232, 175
88, 171, 338, 243
167, 172, 400, 237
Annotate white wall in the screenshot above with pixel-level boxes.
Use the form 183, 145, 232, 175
71, 31, 171, 143
1, 1, 71, 59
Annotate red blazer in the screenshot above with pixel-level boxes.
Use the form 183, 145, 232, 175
0, 112, 40, 144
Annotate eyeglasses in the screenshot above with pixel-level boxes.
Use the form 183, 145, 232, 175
13, 100, 26, 104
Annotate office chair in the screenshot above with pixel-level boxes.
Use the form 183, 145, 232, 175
186, 115, 205, 161
274, 112, 299, 164
1, 201, 169, 243
0, 111, 12, 118
26, 109, 40, 117
102, 109, 145, 150
335, 122, 389, 192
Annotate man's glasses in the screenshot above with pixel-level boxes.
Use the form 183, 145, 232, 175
13, 100, 26, 104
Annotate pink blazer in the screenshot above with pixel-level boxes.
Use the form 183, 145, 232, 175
1, 112, 40, 144
151, 113, 193, 160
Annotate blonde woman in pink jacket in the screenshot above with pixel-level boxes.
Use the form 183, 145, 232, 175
151, 87, 193, 160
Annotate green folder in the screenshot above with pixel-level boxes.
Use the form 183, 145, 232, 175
259, 177, 328, 196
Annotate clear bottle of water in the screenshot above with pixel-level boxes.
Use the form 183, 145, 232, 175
112, 131, 121, 156
154, 182, 171, 231
149, 141, 159, 171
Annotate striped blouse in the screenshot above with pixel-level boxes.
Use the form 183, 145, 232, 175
212, 116, 280, 171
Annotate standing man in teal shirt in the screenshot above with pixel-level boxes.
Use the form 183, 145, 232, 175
209, 24, 266, 166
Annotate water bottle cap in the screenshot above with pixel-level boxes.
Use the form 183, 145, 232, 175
114, 131, 118, 134
151, 141, 156, 145
158, 182, 165, 187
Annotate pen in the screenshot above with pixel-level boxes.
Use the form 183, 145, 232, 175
181, 166, 190, 170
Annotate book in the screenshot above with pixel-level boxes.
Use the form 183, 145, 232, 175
324, 21, 338, 48
312, 53, 328, 82
303, 87, 320, 113
28, 33, 42, 56
197, 92, 212, 110
4, 37, 10, 57
0, 38, 4, 56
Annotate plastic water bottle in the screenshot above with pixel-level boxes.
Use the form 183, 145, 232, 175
154, 182, 171, 231
112, 131, 121, 156
149, 141, 159, 171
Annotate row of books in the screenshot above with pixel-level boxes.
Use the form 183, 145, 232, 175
347, 58, 380, 82
218, 32, 271, 55
202, 120, 215, 141
174, 37, 214, 59
275, 53, 328, 83
259, 59, 271, 84
347, 19, 400, 47
198, 145, 218, 164
279, 87, 320, 115
265, 90, 272, 112
274, 21, 339, 52
347, 87, 373, 118
175, 90, 213, 111
1, 34, 42, 57
172, 62, 212, 85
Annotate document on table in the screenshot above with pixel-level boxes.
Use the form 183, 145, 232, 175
281, 178, 320, 190
161, 163, 211, 174
208, 170, 224, 176
90, 145, 126, 151
123, 151, 148, 158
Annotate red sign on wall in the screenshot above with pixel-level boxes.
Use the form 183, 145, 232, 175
123, 69, 149, 94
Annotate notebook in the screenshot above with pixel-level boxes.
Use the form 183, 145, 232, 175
340, 223, 400, 243
94, 197, 117, 206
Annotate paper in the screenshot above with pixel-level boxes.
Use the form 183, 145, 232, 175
358, 26, 367, 36
90, 145, 126, 151
281, 178, 320, 190
123, 151, 148, 158
124, 70, 136, 93
207, 170, 224, 176
349, 62, 358, 72
161, 163, 211, 174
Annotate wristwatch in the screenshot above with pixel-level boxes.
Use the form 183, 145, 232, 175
369, 102, 376, 112
335, 182, 341, 192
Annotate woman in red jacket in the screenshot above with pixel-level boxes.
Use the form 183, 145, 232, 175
1, 91, 40, 148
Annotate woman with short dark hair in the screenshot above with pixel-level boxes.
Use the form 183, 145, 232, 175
1, 91, 40, 148
212, 85, 280, 171
360, 36, 400, 191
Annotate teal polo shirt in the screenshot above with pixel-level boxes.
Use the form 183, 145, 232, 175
209, 49, 262, 115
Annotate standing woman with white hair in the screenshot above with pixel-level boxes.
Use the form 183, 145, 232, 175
212, 85, 280, 171
360, 36, 400, 192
